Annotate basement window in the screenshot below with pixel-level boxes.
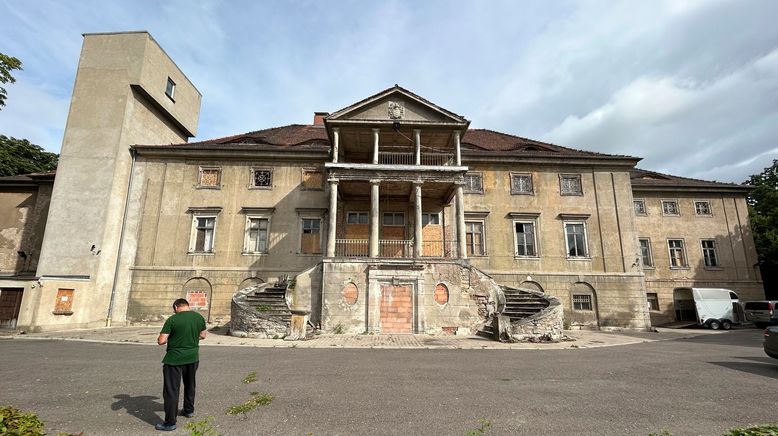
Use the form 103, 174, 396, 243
572, 294, 592, 311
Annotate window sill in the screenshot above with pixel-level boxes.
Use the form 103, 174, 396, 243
298, 253, 323, 257
510, 192, 534, 196
669, 266, 690, 270
560, 193, 583, 197
188, 252, 215, 256
248, 186, 273, 190
642, 266, 655, 270
704, 266, 724, 271
195, 186, 221, 190
661, 214, 680, 217
695, 214, 713, 218
566, 256, 591, 261
463, 191, 484, 195
52, 311, 73, 316
514, 256, 541, 260
242, 252, 269, 256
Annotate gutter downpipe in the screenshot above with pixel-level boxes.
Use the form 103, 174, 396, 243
106, 148, 136, 327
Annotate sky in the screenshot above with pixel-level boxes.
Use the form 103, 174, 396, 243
1, 0, 777, 183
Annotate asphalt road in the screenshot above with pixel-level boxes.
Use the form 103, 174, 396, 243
1, 329, 776, 436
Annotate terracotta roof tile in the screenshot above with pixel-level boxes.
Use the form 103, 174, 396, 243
461, 129, 635, 158
630, 168, 750, 190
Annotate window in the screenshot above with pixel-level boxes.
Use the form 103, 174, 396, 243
165, 77, 176, 100
191, 216, 217, 253
564, 222, 588, 257
510, 173, 533, 195
422, 213, 440, 225
245, 217, 270, 253
302, 168, 323, 190
198, 167, 221, 188
514, 221, 537, 256
383, 212, 405, 226
634, 199, 647, 216
662, 200, 679, 216
53, 288, 75, 315
572, 294, 592, 311
695, 201, 712, 216
465, 221, 485, 256
639, 238, 653, 268
251, 168, 273, 189
647, 293, 660, 311
346, 212, 369, 224
560, 174, 582, 196
300, 218, 321, 254
701, 239, 719, 267
668, 239, 687, 267
463, 173, 483, 194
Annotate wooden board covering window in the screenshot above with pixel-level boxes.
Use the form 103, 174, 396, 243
302, 169, 323, 189
54, 288, 74, 314
301, 233, 321, 254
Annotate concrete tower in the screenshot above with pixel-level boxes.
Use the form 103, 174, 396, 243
25, 31, 201, 330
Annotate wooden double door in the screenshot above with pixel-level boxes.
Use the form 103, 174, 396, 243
0, 288, 24, 329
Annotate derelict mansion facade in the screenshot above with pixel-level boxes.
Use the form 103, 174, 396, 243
0, 32, 764, 333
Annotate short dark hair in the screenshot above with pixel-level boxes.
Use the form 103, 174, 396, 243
173, 298, 190, 308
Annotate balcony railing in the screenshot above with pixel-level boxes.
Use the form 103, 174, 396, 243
333, 239, 455, 258
377, 152, 455, 166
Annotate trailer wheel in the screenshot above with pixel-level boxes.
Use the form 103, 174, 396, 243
708, 319, 721, 330
721, 320, 732, 330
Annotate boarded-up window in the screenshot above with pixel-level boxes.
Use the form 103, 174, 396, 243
342, 283, 358, 305
54, 288, 74, 314
187, 291, 208, 309
198, 167, 221, 188
302, 169, 323, 190
301, 218, 321, 254
434, 284, 449, 305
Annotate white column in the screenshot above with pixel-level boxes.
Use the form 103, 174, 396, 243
414, 182, 423, 258
326, 180, 339, 257
454, 130, 461, 166
456, 184, 467, 259
372, 128, 380, 164
332, 128, 340, 163
369, 180, 380, 258
414, 129, 421, 165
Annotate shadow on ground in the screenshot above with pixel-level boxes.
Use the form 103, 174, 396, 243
111, 394, 163, 425
708, 356, 778, 379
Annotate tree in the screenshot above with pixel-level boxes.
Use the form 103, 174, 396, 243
0, 53, 23, 110
744, 159, 778, 298
0, 135, 58, 176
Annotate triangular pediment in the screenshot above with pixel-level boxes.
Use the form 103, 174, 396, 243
327, 85, 468, 124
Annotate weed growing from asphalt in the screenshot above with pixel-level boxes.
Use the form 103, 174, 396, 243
185, 416, 219, 436
225, 392, 273, 419
242, 371, 257, 384
465, 418, 492, 435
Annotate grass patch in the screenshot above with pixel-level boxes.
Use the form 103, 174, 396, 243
256, 304, 271, 312
226, 392, 273, 417
185, 416, 220, 436
466, 418, 492, 435
723, 423, 778, 436
242, 371, 257, 384
0, 406, 45, 435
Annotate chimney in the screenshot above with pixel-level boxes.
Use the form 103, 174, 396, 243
313, 112, 329, 126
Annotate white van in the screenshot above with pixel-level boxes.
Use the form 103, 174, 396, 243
673, 287, 742, 330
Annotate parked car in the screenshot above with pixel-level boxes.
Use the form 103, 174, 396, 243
764, 326, 778, 359
743, 300, 778, 328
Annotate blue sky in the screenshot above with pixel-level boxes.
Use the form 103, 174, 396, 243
1, 0, 777, 182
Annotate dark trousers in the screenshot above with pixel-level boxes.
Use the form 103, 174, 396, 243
162, 362, 199, 425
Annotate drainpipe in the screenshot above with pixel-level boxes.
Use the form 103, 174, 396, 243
106, 148, 136, 327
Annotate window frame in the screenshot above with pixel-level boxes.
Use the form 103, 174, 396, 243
559, 174, 583, 196
463, 172, 484, 194
510, 173, 534, 195
197, 166, 222, 189
421, 212, 441, 226
572, 294, 593, 311
647, 293, 660, 311
639, 238, 654, 268
465, 220, 486, 257
633, 199, 647, 216
299, 217, 323, 255
382, 212, 406, 227
346, 211, 369, 225
243, 215, 271, 255
513, 219, 538, 258
694, 200, 713, 217
165, 77, 176, 101
701, 239, 720, 268
564, 221, 589, 258
661, 199, 680, 216
189, 213, 218, 255
667, 238, 688, 268
249, 167, 273, 190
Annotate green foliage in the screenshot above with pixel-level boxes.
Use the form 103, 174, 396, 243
242, 371, 257, 384
723, 423, 778, 436
256, 304, 271, 312
465, 418, 492, 435
185, 416, 220, 436
744, 160, 778, 294
0, 53, 23, 109
225, 392, 273, 416
648, 431, 673, 436
333, 323, 345, 334
0, 135, 58, 177
0, 406, 45, 436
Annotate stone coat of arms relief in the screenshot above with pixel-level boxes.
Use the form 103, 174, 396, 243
387, 101, 405, 119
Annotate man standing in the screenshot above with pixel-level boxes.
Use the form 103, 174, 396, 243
156, 298, 207, 432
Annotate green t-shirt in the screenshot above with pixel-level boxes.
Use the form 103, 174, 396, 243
160, 310, 206, 365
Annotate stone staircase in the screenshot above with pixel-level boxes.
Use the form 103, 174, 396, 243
243, 281, 292, 326
477, 285, 555, 340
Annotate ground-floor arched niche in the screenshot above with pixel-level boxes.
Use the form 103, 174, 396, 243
519, 280, 544, 293
569, 282, 599, 328
238, 276, 266, 292
183, 277, 213, 323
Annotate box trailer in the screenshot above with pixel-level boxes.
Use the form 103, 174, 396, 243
673, 287, 743, 330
